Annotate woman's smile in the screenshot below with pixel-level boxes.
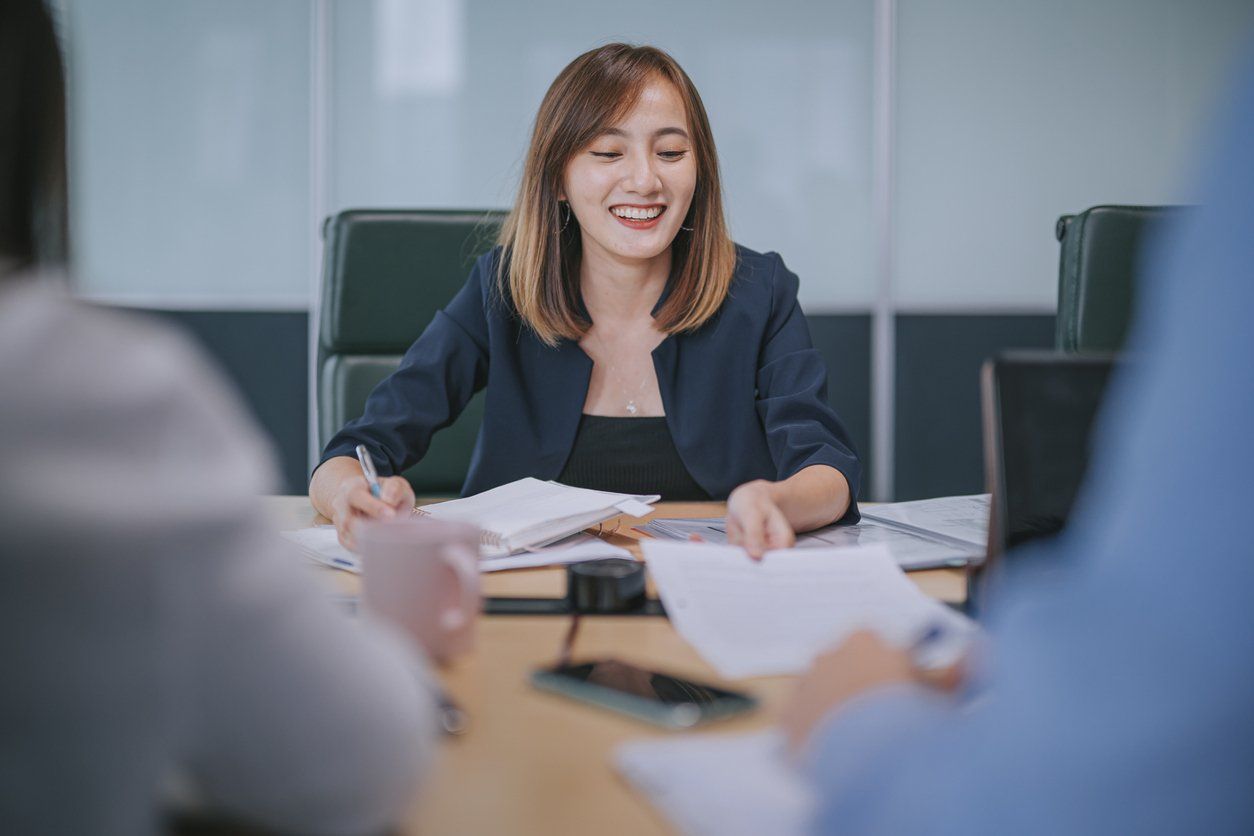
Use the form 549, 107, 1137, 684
610, 203, 667, 229
562, 78, 697, 263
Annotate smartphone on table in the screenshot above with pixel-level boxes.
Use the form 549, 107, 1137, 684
531, 658, 756, 729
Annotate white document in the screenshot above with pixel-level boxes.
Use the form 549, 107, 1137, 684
639, 518, 728, 543
642, 541, 972, 679
417, 477, 659, 556
639, 517, 980, 570
280, 527, 630, 575
478, 533, 632, 573
860, 493, 990, 550
280, 525, 360, 572
615, 730, 812, 836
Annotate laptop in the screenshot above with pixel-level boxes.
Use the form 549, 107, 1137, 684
972, 350, 1118, 612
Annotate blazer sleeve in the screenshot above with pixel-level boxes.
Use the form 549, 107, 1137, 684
754, 254, 862, 521
319, 253, 494, 477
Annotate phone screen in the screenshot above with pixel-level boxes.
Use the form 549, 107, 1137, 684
532, 658, 756, 728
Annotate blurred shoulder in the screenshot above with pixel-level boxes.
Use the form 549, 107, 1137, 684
0, 274, 277, 523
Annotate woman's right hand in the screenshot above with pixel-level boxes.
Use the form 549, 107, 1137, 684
328, 473, 416, 552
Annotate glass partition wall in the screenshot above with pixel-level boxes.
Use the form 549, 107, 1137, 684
63, 0, 1254, 497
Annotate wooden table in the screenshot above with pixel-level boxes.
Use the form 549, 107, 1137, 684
264, 497, 966, 835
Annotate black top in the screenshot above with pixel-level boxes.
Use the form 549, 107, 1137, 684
558, 415, 712, 501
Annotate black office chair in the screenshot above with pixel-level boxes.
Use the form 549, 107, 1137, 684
1054, 205, 1185, 353
972, 350, 1117, 615
318, 209, 505, 495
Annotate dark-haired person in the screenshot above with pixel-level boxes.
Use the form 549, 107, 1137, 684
0, 2, 441, 834
313, 44, 861, 557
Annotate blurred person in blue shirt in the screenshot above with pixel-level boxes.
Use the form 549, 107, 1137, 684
782, 43, 1254, 835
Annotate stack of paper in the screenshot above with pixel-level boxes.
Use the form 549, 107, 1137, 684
416, 478, 658, 557
615, 730, 812, 836
860, 493, 989, 551
280, 527, 632, 574
478, 534, 633, 572
638, 494, 990, 571
641, 541, 973, 679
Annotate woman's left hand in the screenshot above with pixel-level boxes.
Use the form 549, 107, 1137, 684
726, 480, 795, 559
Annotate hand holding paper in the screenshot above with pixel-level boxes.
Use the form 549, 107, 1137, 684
640, 541, 975, 679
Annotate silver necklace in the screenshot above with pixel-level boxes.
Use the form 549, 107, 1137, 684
587, 330, 653, 416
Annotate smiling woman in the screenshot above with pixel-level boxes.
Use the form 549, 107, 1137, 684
500, 45, 733, 347
311, 44, 863, 557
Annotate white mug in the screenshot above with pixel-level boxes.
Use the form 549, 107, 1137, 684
357, 517, 481, 663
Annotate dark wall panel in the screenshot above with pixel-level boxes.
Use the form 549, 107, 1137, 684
894, 314, 1055, 501
139, 310, 309, 494
808, 314, 872, 499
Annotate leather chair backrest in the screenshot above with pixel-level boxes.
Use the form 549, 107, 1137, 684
1054, 204, 1185, 353
318, 209, 505, 494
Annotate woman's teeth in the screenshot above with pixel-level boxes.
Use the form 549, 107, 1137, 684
611, 206, 664, 220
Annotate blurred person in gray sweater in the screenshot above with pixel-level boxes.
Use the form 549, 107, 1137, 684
0, 2, 441, 833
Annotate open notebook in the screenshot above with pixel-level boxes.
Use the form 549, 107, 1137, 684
415, 478, 659, 557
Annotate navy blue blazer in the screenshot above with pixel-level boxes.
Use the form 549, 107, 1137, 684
321, 244, 861, 521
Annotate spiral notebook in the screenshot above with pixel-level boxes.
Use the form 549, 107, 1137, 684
415, 478, 659, 557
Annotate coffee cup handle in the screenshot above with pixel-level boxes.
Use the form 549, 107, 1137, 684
437, 542, 479, 632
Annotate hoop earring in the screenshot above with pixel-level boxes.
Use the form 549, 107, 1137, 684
680, 212, 694, 232
559, 201, 572, 233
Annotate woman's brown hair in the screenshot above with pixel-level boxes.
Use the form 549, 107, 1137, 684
497, 43, 736, 347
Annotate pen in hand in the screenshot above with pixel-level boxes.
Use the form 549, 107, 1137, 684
910, 622, 970, 691
355, 444, 382, 499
